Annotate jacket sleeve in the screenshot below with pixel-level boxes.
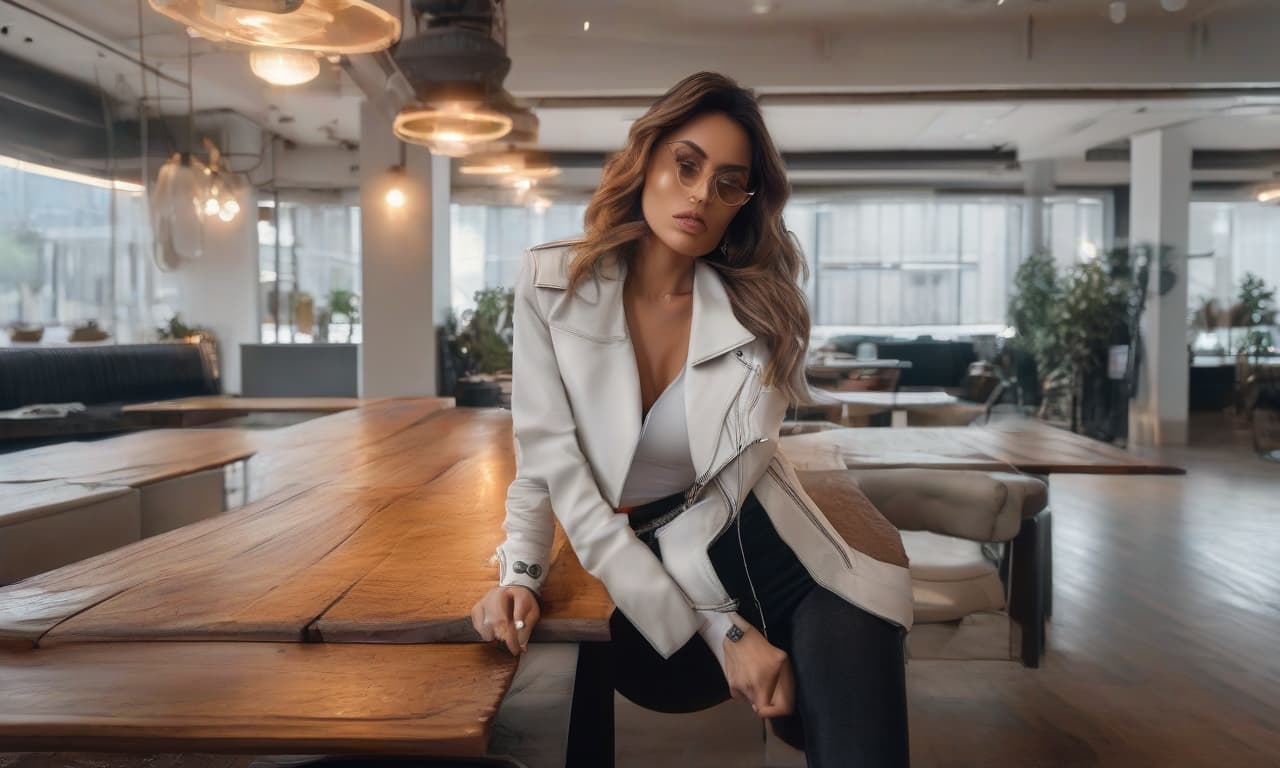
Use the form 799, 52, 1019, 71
494, 250, 703, 658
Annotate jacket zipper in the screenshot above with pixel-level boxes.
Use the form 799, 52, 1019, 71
686, 436, 771, 511
767, 464, 853, 570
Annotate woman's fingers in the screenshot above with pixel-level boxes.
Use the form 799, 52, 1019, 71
757, 662, 796, 718
491, 588, 522, 656
513, 590, 539, 651
471, 602, 495, 642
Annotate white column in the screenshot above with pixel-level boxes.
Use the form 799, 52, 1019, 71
431, 153, 452, 327
168, 186, 258, 394
358, 100, 437, 398
1023, 158, 1055, 257
1128, 128, 1191, 447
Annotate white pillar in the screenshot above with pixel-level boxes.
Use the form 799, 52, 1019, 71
431, 153, 452, 327
1128, 128, 1191, 447
167, 186, 258, 394
1023, 159, 1055, 257
358, 101, 437, 398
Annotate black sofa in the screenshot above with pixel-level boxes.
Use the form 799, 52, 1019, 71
0, 343, 220, 448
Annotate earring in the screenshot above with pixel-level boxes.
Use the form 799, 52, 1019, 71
720, 239, 729, 257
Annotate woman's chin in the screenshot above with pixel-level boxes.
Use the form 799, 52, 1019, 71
650, 227, 712, 260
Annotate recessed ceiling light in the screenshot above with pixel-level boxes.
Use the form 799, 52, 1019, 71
752, 1, 776, 14
583, 20, 590, 31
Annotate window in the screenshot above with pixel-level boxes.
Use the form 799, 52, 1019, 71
449, 202, 588, 314
0, 155, 160, 343
257, 200, 362, 343
791, 197, 1026, 328
1188, 201, 1280, 351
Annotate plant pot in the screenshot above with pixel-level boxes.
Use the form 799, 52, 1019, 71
454, 378, 502, 407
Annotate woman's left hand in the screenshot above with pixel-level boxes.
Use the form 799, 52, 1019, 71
722, 623, 796, 718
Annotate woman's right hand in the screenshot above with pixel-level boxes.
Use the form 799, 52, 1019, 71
722, 623, 796, 718
471, 585, 540, 655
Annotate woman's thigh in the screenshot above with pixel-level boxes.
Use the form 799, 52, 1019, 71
787, 587, 910, 767
608, 608, 731, 714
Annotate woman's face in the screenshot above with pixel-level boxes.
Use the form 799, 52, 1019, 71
640, 111, 753, 259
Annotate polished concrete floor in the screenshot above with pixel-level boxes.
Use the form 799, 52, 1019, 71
3, 414, 1277, 768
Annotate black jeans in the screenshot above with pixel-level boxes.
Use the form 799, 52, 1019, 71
612, 492, 910, 768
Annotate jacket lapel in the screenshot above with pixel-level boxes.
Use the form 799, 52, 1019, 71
685, 260, 757, 479
546, 255, 755, 505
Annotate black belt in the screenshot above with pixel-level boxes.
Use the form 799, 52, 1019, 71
627, 490, 690, 542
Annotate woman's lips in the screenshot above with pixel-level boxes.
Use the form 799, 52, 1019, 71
673, 214, 706, 234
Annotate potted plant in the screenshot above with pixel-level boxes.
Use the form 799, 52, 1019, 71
443, 287, 515, 407
327, 288, 359, 343
1236, 273, 1276, 360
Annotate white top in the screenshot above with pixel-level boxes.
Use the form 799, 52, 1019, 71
618, 368, 697, 507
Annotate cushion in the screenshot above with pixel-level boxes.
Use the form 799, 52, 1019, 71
900, 530, 1006, 623
795, 470, 908, 568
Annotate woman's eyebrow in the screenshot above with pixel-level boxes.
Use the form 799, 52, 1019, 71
671, 139, 750, 174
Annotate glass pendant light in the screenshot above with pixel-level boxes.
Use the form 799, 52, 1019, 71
148, 0, 400, 54
249, 49, 321, 85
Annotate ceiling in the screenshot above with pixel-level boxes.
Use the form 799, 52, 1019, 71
505, 0, 1257, 33
1, 0, 1279, 192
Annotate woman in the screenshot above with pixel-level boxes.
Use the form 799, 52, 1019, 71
470, 72, 913, 767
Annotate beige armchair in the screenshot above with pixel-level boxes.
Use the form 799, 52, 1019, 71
794, 461, 1050, 667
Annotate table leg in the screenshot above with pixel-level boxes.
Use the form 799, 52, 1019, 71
565, 642, 614, 768
1008, 508, 1050, 668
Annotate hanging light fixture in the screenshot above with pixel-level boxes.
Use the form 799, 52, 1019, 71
393, 83, 513, 157
250, 49, 321, 85
460, 148, 561, 180
392, 0, 513, 155
147, 0, 400, 54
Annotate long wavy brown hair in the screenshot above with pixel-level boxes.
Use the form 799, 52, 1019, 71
567, 71, 811, 403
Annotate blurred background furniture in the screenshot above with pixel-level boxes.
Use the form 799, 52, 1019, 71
0, 343, 220, 449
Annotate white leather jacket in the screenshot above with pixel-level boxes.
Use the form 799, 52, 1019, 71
496, 240, 913, 662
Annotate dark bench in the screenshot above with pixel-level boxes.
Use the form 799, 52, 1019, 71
0, 342, 219, 449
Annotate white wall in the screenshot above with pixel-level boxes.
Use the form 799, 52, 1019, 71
166, 187, 259, 394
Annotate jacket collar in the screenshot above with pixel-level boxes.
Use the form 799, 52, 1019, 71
543, 252, 756, 366
688, 259, 756, 366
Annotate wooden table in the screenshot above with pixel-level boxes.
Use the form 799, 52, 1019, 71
782, 424, 1184, 475
781, 423, 1184, 667
123, 396, 372, 427
0, 428, 257, 486
0, 403, 612, 765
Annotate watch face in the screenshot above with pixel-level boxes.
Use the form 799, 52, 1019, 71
727, 624, 745, 642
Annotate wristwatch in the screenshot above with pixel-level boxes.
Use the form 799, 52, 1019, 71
726, 623, 745, 643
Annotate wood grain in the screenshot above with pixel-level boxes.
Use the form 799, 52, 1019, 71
784, 426, 1184, 475
0, 642, 517, 755
0, 482, 132, 526
122, 396, 371, 414
0, 429, 255, 487
0, 407, 611, 647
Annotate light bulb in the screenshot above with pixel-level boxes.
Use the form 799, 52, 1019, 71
250, 50, 321, 86
222, 199, 241, 219
385, 187, 405, 208
1109, 1, 1127, 23
204, 197, 221, 216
